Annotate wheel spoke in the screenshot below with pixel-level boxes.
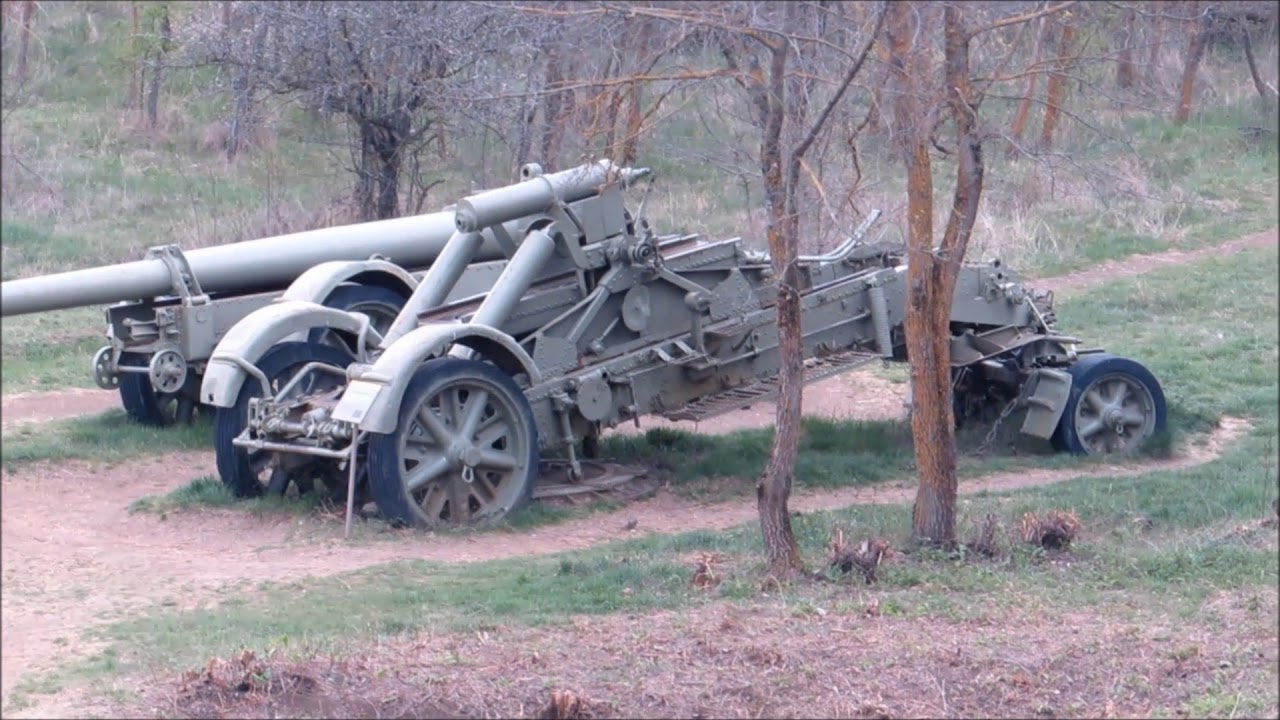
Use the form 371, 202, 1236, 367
405, 454, 451, 492
458, 389, 490, 439
448, 479, 471, 523
473, 473, 500, 502
475, 448, 518, 471
419, 483, 448, 520
1111, 380, 1130, 406
446, 388, 464, 427
1084, 389, 1106, 413
475, 421, 509, 448
1078, 418, 1106, 439
416, 405, 454, 446
1120, 408, 1148, 427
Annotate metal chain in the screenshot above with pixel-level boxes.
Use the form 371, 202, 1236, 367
975, 396, 1020, 457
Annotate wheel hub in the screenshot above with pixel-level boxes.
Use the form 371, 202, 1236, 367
1102, 406, 1124, 432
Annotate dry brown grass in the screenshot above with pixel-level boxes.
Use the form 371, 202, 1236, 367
123, 588, 1279, 719
1018, 509, 1083, 550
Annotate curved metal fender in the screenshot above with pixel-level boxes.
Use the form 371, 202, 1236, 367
334, 324, 542, 434
200, 300, 374, 407
280, 259, 418, 305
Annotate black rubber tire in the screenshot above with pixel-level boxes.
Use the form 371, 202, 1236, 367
367, 358, 539, 529
214, 341, 357, 498
118, 351, 200, 426
1050, 353, 1167, 455
310, 284, 407, 351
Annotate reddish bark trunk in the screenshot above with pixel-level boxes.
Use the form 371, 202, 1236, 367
619, 18, 653, 166
888, 3, 987, 547
1007, 16, 1049, 157
1175, 15, 1209, 124
1038, 22, 1073, 150
1117, 6, 1136, 88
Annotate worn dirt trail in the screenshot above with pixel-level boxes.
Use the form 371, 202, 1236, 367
0, 227, 1274, 710
0, 416, 1253, 707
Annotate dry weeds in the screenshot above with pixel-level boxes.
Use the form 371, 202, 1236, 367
125, 589, 1279, 719
1017, 510, 1082, 550
828, 528, 893, 584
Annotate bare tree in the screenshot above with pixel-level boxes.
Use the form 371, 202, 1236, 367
223, 4, 269, 161
886, 0, 1074, 546
1175, 3, 1209, 124
142, 3, 172, 131
1116, 4, 1136, 88
1038, 17, 1074, 149
187, 1, 508, 220
694, 0, 885, 577
1007, 15, 1049, 156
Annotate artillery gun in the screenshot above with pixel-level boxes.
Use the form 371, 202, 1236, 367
200, 159, 1168, 529
0, 194, 544, 424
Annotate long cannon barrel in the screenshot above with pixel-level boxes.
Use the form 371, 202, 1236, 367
1, 160, 645, 317
0, 211, 486, 317
455, 159, 651, 233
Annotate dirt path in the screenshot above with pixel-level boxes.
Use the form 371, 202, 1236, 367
0, 415, 1251, 708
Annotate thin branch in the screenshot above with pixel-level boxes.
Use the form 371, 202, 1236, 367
793, 1, 888, 161
968, 1, 1077, 39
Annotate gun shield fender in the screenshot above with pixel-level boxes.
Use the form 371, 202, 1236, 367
201, 300, 373, 407
281, 259, 418, 305
333, 324, 541, 433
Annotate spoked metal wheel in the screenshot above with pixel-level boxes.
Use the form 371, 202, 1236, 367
1052, 353, 1167, 456
367, 358, 539, 529
214, 341, 360, 499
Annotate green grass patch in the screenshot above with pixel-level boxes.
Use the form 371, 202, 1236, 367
128, 475, 344, 519
0, 409, 213, 469
78, 463, 1277, 684
1, 306, 108, 393
128, 476, 236, 515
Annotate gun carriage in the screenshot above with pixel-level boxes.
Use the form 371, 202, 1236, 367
173, 159, 1168, 529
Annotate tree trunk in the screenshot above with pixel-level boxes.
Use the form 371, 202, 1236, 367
1038, 22, 1073, 150
757, 259, 804, 579
359, 112, 408, 221
1007, 16, 1049, 157
145, 4, 172, 131
1116, 6, 1136, 88
513, 52, 543, 177
1175, 14, 1209, 124
226, 13, 269, 162
619, 19, 653, 166
1240, 22, 1278, 100
1146, 0, 1165, 87
756, 37, 803, 581
540, 49, 567, 171
13, 0, 34, 87
911, 6, 986, 547
127, 1, 141, 111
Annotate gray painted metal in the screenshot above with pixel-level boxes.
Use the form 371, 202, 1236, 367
105, 156, 1162, 527
0, 211, 492, 317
